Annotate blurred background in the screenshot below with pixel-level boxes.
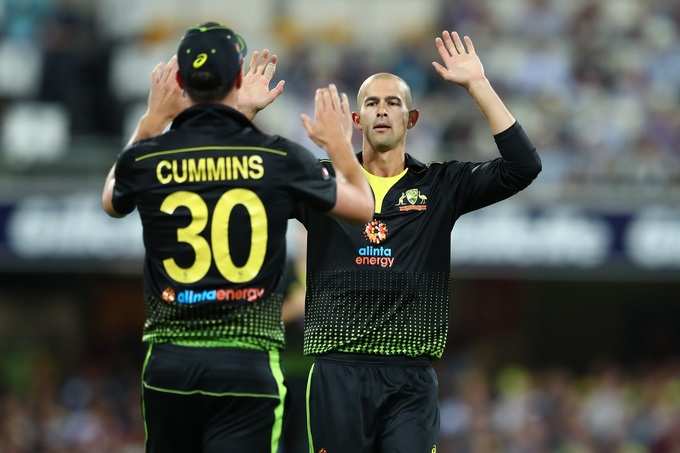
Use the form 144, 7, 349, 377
1, 0, 680, 452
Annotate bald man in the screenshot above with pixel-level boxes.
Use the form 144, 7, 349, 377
297, 31, 542, 453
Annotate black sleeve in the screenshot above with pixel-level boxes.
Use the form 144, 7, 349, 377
446, 122, 541, 217
280, 138, 337, 220
111, 147, 137, 215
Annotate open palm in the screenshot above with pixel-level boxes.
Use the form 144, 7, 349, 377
239, 49, 285, 118
432, 31, 485, 88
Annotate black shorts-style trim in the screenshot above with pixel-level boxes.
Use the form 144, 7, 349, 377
141, 343, 286, 453
306, 352, 440, 453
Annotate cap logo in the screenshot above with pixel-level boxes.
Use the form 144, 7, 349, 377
193, 53, 208, 68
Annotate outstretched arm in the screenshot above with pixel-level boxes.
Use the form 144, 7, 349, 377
103, 55, 188, 217
128, 55, 191, 146
301, 84, 373, 224
433, 31, 515, 134
433, 31, 541, 215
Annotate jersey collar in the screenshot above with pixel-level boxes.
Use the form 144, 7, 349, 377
404, 153, 428, 172
356, 151, 428, 173
171, 104, 260, 133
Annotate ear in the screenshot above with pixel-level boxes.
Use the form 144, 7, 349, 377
233, 64, 243, 89
176, 71, 184, 89
407, 109, 419, 129
352, 112, 362, 129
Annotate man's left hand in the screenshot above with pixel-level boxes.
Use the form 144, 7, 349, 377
432, 31, 486, 90
239, 49, 286, 120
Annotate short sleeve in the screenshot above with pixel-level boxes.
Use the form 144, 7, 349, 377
111, 147, 137, 215
282, 138, 337, 212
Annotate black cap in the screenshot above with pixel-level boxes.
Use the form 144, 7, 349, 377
177, 22, 247, 91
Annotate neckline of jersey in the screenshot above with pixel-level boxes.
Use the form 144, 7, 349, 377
171, 103, 258, 132
361, 166, 409, 214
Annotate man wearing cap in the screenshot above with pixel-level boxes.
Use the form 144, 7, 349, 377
101, 23, 372, 452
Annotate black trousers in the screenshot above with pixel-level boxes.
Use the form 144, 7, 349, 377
141, 343, 286, 453
306, 353, 440, 453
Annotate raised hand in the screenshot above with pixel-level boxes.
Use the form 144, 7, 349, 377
432, 31, 486, 89
238, 49, 286, 120
300, 84, 352, 150
146, 55, 190, 127
301, 84, 372, 223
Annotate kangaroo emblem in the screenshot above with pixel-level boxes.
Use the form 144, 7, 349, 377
396, 188, 428, 211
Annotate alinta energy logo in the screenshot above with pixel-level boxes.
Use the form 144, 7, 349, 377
355, 219, 395, 268
396, 188, 428, 212
363, 219, 388, 245
161, 286, 265, 305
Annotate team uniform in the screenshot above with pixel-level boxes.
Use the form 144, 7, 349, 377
113, 104, 336, 452
298, 122, 541, 453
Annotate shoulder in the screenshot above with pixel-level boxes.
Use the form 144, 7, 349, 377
412, 160, 466, 175
416, 160, 481, 185
431, 159, 478, 173
118, 135, 166, 166
268, 135, 326, 167
405, 153, 468, 177
268, 135, 309, 156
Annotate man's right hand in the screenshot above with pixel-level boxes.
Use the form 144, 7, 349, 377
301, 84, 373, 224
301, 84, 353, 151
126, 56, 189, 146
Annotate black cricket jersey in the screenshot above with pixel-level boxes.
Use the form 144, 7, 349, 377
298, 122, 541, 359
112, 104, 336, 350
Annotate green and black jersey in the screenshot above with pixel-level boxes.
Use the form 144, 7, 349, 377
297, 122, 541, 359
113, 104, 336, 350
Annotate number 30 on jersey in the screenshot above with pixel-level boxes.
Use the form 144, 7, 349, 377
160, 189, 267, 284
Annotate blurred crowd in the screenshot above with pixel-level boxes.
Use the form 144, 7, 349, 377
0, 352, 144, 453
3, 352, 680, 453
438, 361, 680, 453
1, 0, 679, 199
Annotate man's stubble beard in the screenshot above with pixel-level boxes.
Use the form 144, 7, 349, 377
365, 130, 404, 154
